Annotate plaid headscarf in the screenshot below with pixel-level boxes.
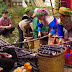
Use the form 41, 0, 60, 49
59, 7, 72, 16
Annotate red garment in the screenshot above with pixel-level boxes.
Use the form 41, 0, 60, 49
0, 17, 12, 26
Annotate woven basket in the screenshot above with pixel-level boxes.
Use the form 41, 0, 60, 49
25, 33, 34, 49
37, 53, 65, 72
34, 39, 47, 51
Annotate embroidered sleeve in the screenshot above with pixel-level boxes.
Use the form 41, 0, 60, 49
58, 24, 64, 38
48, 17, 57, 34
38, 22, 43, 32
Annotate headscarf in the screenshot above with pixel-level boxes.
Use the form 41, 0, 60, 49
36, 9, 45, 16
41, 9, 49, 15
59, 7, 72, 16
25, 8, 30, 14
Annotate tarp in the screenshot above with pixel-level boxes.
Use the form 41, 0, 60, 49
45, 0, 55, 8
34, 0, 46, 7
22, 0, 27, 7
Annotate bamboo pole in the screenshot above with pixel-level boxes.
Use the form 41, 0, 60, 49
50, 0, 54, 15
30, 0, 34, 6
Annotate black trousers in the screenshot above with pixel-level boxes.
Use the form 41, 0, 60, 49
0, 27, 15, 35
18, 25, 24, 48
18, 25, 32, 48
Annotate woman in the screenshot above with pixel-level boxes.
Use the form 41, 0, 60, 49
32, 8, 49, 39
58, 7, 72, 43
18, 8, 33, 48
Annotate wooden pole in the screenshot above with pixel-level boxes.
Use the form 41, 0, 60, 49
50, 0, 54, 15
30, 0, 34, 6
6, 0, 8, 6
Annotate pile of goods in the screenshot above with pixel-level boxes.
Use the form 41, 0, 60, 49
16, 49, 40, 72
38, 44, 65, 56
0, 38, 9, 46
13, 62, 32, 72
16, 49, 37, 59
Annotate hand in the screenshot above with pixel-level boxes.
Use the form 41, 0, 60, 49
48, 33, 52, 38
38, 33, 41, 37
0, 26, 2, 29
38, 31, 41, 37
58, 38, 64, 44
2, 53, 12, 58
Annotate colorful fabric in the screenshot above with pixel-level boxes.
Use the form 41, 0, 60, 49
59, 7, 72, 16
58, 17, 72, 30
36, 9, 45, 16
33, 17, 48, 38
38, 17, 57, 34
34, 8, 40, 14
25, 8, 30, 13
38, 17, 64, 38
0, 17, 12, 26
34, 8, 49, 16
58, 24, 64, 38
57, 18, 72, 40
42, 9, 49, 15
38, 22, 43, 31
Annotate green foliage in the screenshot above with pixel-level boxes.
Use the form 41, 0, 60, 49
0, 2, 7, 17
0, 0, 3, 3
0, 2, 12, 19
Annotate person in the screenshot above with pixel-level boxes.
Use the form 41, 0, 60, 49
0, 10, 15, 35
33, 8, 49, 39
0, 52, 15, 72
58, 7, 72, 43
18, 8, 33, 48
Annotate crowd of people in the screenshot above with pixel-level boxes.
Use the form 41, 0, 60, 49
0, 7, 72, 71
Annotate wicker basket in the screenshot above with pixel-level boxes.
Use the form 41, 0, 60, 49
37, 53, 65, 72
25, 33, 34, 49
34, 39, 47, 51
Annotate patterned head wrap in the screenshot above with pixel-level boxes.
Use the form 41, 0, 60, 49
25, 8, 30, 14
41, 9, 49, 15
36, 9, 45, 16
59, 7, 72, 16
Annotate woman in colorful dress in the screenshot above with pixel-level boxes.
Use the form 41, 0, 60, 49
58, 7, 72, 43
32, 8, 49, 39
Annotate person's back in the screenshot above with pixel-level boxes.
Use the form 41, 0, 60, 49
18, 8, 33, 48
